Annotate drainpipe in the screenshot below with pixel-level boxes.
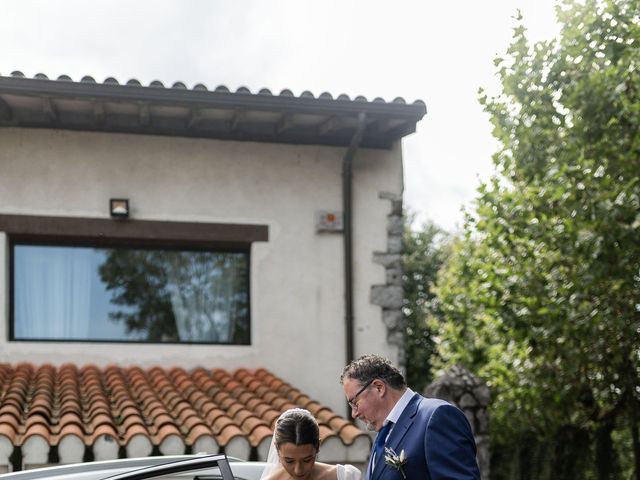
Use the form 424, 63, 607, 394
343, 112, 367, 367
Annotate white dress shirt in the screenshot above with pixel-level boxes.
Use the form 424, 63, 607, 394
372, 388, 415, 468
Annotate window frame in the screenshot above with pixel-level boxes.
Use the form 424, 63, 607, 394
2, 214, 268, 345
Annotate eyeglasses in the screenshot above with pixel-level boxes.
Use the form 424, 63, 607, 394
347, 378, 375, 410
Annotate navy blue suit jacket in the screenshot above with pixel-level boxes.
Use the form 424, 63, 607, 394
366, 394, 480, 480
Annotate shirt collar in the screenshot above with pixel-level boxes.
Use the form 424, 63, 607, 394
385, 387, 414, 425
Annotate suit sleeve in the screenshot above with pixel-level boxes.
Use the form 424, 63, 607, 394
424, 404, 481, 479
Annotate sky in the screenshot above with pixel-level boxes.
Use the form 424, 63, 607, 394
1, 0, 561, 232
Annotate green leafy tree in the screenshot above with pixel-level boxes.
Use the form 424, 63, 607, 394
99, 249, 249, 343
434, 1, 640, 479
403, 214, 450, 393
99, 249, 178, 341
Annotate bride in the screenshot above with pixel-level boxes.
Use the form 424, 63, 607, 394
260, 408, 361, 480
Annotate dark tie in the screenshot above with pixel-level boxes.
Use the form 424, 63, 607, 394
372, 421, 393, 474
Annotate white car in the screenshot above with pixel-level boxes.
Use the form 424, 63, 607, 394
0, 455, 267, 480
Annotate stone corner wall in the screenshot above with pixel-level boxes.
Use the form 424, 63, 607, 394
424, 365, 490, 480
370, 191, 405, 366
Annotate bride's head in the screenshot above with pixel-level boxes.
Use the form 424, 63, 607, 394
273, 408, 320, 479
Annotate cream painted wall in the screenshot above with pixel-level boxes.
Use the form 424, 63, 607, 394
0, 127, 403, 414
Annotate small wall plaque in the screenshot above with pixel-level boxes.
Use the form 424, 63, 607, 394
316, 210, 343, 232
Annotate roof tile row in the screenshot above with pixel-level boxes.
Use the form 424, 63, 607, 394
0, 363, 368, 464
3, 71, 423, 106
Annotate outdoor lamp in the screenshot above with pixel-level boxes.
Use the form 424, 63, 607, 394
109, 198, 129, 218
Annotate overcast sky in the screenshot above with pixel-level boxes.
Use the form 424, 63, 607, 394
1, 1, 561, 232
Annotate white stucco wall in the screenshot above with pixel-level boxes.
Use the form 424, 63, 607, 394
0, 127, 402, 413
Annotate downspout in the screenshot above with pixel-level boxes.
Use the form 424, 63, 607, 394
343, 112, 367, 367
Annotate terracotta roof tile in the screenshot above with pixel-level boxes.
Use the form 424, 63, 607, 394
0, 421, 18, 443
24, 414, 49, 430
204, 410, 227, 429
0, 404, 23, 422
240, 416, 269, 436
56, 422, 85, 445
184, 422, 214, 445
0, 414, 18, 435
248, 424, 273, 446
318, 424, 338, 443
88, 412, 113, 431
21, 423, 51, 445
217, 423, 245, 447
87, 423, 118, 443
0, 363, 370, 467
60, 401, 82, 416
150, 412, 175, 430
210, 414, 234, 436
120, 412, 146, 432
121, 423, 150, 444
261, 409, 281, 428
57, 411, 83, 428
327, 416, 350, 432
154, 423, 183, 444
233, 408, 253, 426
339, 424, 369, 445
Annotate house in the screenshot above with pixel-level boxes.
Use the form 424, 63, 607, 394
0, 71, 426, 471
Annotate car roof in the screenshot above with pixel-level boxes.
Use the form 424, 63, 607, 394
0, 455, 267, 480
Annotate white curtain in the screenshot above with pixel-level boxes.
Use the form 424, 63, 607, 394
14, 246, 92, 339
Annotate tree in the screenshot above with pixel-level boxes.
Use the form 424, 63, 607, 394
99, 249, 249, 344
99, 249, 178, 341
402, 214, 450, 393
433, 1, 640, 478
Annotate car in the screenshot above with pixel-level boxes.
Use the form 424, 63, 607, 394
0, 454, 268, 480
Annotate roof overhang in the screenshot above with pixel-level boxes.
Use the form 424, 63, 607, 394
0, 73, 426, 149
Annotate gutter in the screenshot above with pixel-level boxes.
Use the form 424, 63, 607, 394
343, 112, 367, 367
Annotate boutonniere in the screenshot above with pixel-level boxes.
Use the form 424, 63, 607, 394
384, 447, 407, 479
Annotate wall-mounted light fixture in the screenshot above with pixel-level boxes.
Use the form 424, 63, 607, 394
109, 198, 129, 219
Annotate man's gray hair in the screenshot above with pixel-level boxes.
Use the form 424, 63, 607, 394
340, 354, 406, 390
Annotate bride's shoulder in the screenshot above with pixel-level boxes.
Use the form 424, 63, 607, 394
315, 463, 361, 480
314, 462, 338, 479
335, 464, 362, 480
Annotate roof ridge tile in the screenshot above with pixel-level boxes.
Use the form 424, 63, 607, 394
2, 71, 426, 107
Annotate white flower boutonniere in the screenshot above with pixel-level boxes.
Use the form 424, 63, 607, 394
384, 447, 407, 479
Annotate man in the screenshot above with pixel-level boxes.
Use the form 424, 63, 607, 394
341, 354, 480, 479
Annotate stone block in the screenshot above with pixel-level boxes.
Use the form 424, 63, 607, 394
464, 409, 476, 434
370, 285, 403, 309
382, 309, 403, 329
476, 409, 490, 434
387, 215, 404, 235
386, 330, 404, 346
372, 252, 401, 268
389, 199, 403, 216
459, 393, 476, 409
474, 384, 491, 406
385, 265, 403, 285
378, 191, 401, 202
475, 435, 491, 480
387, 235, 403, 254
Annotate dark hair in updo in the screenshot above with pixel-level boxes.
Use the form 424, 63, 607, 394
274, 408, 320, 451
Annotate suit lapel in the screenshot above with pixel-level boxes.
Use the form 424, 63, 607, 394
371, 394, 422, 480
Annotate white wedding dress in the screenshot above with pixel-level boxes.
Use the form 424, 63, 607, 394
337, 464, 362, 480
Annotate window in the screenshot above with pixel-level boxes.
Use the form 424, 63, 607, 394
11, 243, 250, 344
